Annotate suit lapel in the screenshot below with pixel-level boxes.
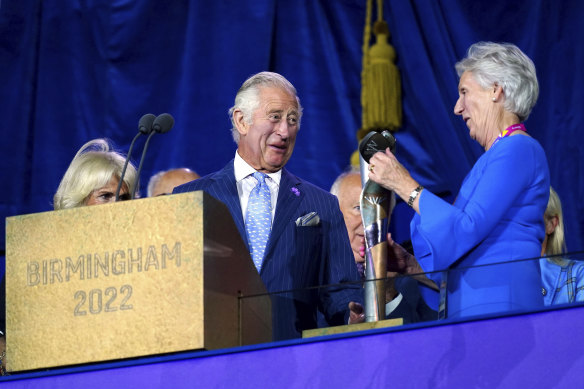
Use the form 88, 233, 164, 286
213, 161, 249, 249
264, 168, 303, 261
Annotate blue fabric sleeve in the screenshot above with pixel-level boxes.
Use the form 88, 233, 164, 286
411, 136, 544, 272
574, 261, 584, 303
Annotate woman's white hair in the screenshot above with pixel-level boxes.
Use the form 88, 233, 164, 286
455, 42, 539, 121
228, 71, 303, 143
53, 139, 137, 210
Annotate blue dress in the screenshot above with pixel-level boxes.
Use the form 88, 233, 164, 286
411, 135, 550, 318
540, 258, 584, 305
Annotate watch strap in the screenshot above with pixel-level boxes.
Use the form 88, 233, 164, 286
408, 185, 424, 207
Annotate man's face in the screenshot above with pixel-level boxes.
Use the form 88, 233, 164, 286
337, 174, 365, 264
235, 87, 299, 173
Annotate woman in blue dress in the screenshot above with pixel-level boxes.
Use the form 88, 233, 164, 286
368, 42, 550, 319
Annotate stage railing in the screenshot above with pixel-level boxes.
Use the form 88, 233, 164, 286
2, 251, 584, 379
238, 251, 584, 341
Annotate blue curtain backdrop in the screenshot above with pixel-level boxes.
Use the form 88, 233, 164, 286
1, 0, 583, 255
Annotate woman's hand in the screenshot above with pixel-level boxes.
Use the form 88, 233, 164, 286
368, 148, 422, 211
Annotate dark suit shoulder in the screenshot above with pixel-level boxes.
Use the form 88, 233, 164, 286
173, 173, 215, 193
173, 161, 233, 194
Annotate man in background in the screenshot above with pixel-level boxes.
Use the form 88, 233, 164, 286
331, 168, 437, 324
147, 168, 200, 197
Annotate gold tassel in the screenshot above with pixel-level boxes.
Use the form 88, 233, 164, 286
352, 0, 402, 168
362, 20, 402, 132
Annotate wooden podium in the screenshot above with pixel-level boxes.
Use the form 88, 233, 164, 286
4, 191, 271, 372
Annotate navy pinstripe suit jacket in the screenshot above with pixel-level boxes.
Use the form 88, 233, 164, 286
173, 160, 363, 340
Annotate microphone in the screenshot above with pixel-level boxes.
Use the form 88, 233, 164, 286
115, 113, 155, 201
130, 113, 175, 199
152, 113, 174, 133
138, 113, 156, 135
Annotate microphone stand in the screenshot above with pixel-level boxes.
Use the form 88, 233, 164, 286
131, 131, 156, 199
115, 131, 142, 201
115, 113, 156, 201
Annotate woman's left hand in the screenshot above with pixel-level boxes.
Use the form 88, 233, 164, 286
368, 148, 419, 202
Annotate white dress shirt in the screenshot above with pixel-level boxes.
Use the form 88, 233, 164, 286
234, 151, 281, 223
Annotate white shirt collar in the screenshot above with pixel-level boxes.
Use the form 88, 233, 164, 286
234, 151, 282, 185
385, 293, 403, 316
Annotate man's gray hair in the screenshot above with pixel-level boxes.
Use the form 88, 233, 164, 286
228, 71, 303, 143
455, 42, 539, 121
330, 165, 396, 215
330, 166, 361, 196
146, 170, 167, 197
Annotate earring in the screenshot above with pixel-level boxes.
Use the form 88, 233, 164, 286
492, 97, 496, 102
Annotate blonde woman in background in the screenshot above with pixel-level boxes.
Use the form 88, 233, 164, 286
53, 138, 137, 209
1, 139, 137, 374
540, 187, 584, 305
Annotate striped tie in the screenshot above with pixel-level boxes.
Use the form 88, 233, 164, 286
245, 172, 272, 272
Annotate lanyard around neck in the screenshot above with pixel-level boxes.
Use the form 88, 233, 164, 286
491, 123, 526, 148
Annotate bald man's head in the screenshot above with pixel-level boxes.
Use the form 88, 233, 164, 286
148, 168, 200, 197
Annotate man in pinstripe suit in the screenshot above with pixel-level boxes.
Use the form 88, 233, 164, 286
174, 72, 363, 340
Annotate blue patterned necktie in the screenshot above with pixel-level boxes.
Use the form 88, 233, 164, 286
245, 172, 272, 272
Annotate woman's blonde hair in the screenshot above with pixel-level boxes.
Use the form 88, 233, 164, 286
544, 187, 567, 263
53, 139, 137, 210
